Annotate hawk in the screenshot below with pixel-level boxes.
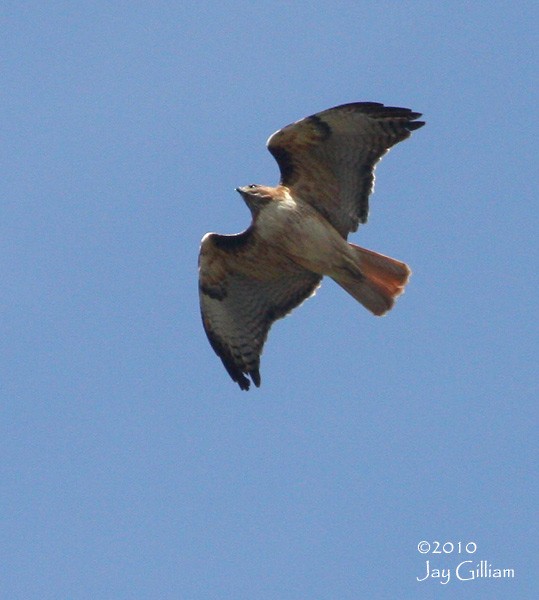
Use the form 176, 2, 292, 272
199, 102, 424, 390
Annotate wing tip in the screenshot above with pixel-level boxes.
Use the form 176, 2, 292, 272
407, 120, 426, 131
332, 102, 426, 130
201, 316, 261, 392
233, 368, 261, 391
236, 373, 251, 391
219, 355, 261, 391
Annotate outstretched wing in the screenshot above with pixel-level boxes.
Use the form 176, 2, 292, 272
267, 102, 424, 238
199, 231, 321, 390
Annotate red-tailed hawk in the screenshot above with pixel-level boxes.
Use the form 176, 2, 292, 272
199, 102, 424, 390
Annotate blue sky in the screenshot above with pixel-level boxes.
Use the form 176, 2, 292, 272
1, 2, 537, 598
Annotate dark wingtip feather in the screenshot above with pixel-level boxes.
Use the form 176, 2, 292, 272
407, 120, 426, 131
203, 319, 255, 391
221, 358, 252, 391
250, 370, 261, 388
234, 369, 260, 391
236, 374, 251, 391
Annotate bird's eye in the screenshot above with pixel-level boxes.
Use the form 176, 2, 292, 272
248, 184, 257, 189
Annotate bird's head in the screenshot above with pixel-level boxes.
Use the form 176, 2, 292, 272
235, 184, 274, 215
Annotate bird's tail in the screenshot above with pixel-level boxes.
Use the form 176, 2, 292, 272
332, 243, 411, 316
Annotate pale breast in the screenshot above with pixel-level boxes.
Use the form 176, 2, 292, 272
255, 194, 348, 274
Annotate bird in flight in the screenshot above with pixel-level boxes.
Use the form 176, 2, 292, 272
199, 102, 424, 390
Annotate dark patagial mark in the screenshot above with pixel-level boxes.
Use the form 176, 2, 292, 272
307, 114, 332, 141
269, 145, 296, 185
199, 281, 227, 301
210, 230, 254, 253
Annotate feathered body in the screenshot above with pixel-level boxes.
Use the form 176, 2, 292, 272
198, 102, 424, 390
